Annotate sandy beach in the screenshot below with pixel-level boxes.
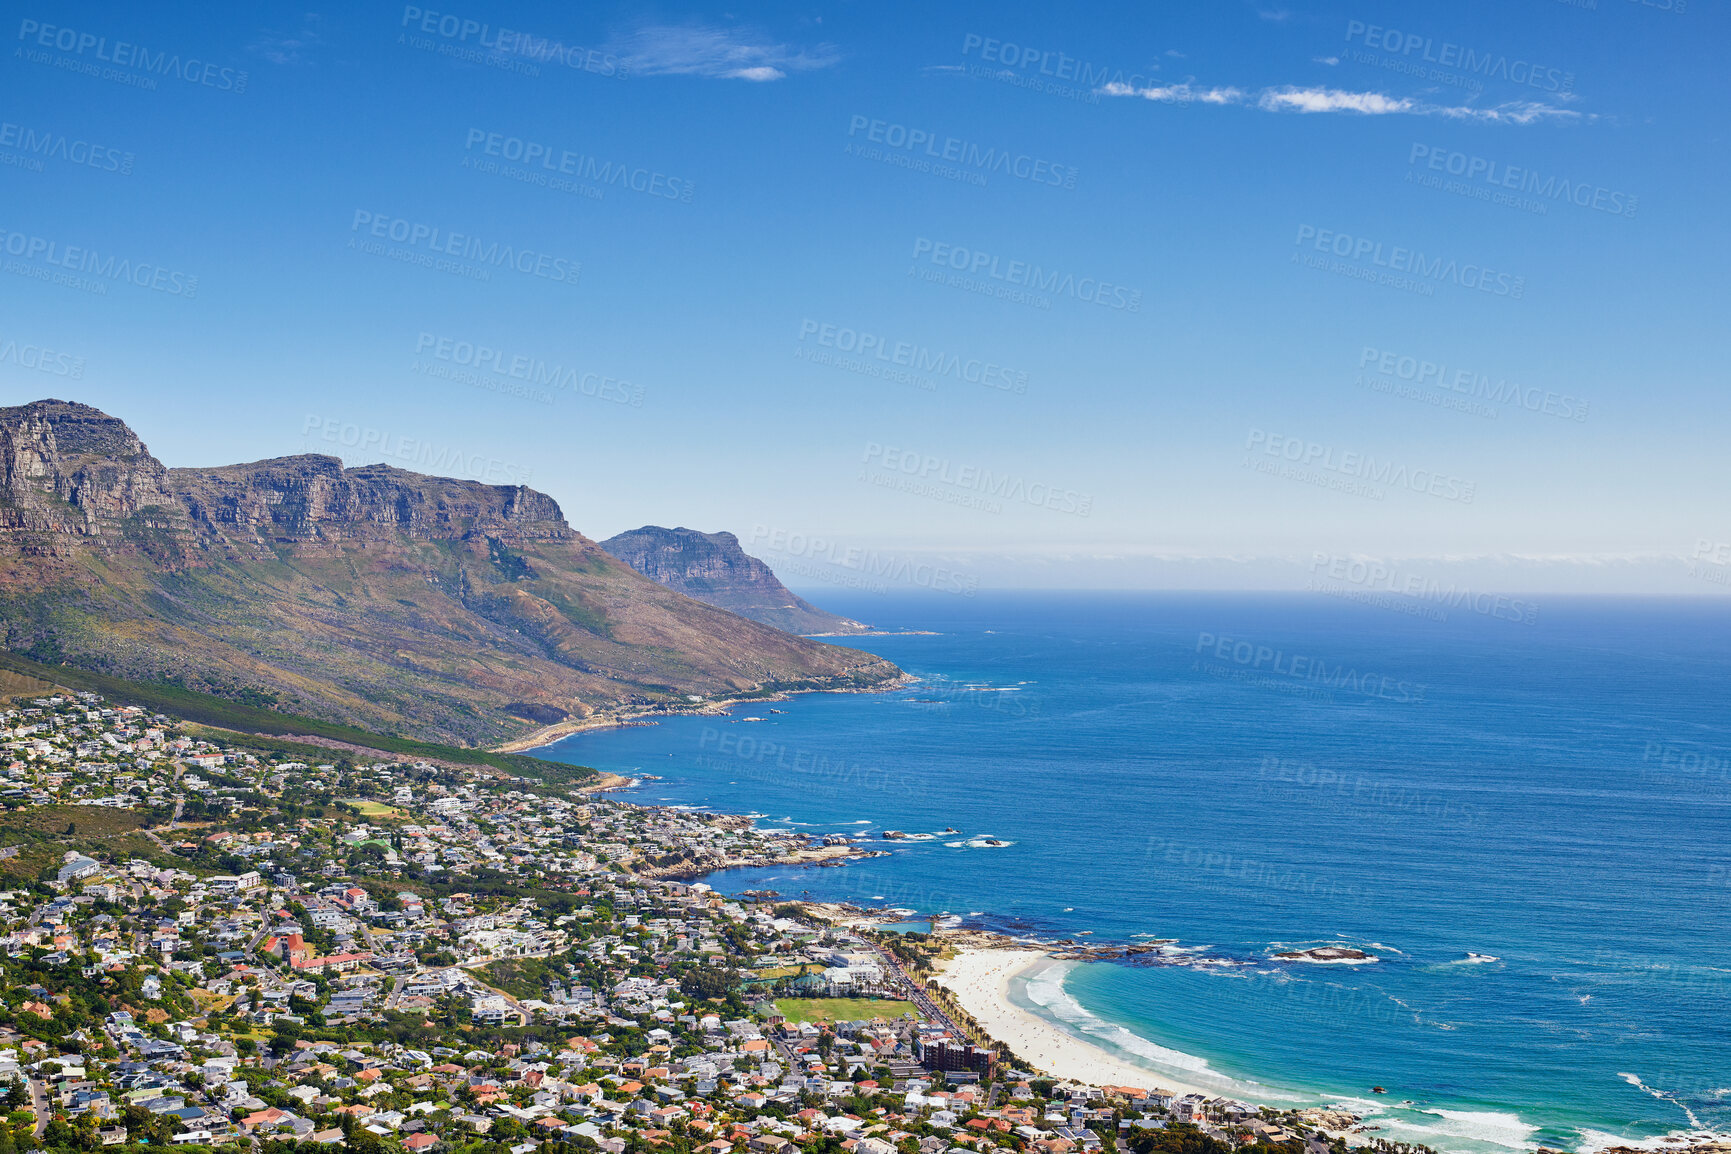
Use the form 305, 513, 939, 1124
935, 947, 1226, 1099
493, 676, 915, 753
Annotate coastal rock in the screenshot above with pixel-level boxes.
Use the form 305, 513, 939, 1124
1297, 1109, 1361, 1131
1273, 946, 1376, 963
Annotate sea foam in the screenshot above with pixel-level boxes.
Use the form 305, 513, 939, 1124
1019, 961, 1269, 1094
1371, 1107, 1540, 1151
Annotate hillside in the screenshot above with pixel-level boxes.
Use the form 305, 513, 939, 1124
600, 525, 869, 635
0, 400, 900, 746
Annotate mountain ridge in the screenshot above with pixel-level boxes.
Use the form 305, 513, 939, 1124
0, 399, 900, 746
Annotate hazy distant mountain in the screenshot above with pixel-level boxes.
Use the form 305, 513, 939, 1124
0, 400, 899, 745
600, 526, 870, 636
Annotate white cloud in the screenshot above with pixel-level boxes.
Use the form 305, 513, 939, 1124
1258, 86, 1416, 114
616, 23, 839, 81
1101, 79, 1580, 122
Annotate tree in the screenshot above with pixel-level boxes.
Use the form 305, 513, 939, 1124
1125, 1124, 1245, 1154
344, 1124, 384, 1154
678, 965, 736, 1002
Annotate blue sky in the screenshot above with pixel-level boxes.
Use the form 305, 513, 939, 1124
5, 0, 1727, 594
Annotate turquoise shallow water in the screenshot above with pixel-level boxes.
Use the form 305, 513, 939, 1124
542, 593, 1731, 1153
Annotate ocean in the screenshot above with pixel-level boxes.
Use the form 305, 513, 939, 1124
539, 592, 1731, 1154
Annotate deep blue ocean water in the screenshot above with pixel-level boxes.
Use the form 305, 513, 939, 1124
541, 593, 1731, 1153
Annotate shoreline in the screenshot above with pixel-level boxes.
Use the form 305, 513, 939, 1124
576, 771, 633, 793
494, 674, 915, 754
522, 690, 1725, 1154
931, 947, 1731, 1154
669, 850, 1723, 1154
934, 946, 1239, 1101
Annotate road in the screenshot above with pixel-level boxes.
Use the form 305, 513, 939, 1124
863, 941, 965, 1037
464, 968, 531, 1015
164, 762, 186, 829
27, 1077, 48, 1137
141, 793, 185, 852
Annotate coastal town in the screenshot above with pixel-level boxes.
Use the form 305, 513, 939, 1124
0, 688, 1408, 1154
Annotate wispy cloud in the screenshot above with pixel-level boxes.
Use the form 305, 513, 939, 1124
251, 12, 323, 66
616, 23, 839, 81
1429, 99, 1584, 125
1101, 80, 1580, 123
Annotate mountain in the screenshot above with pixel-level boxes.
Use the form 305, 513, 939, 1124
599, 526, 869, 636
0, 400, 900, 746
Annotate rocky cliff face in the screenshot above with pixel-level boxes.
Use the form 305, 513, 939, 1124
600, 525, 868, 635
0, 400, 573, 555
170, 456, 572, 544
0, 400, 899, 745
0, 399, 187, 541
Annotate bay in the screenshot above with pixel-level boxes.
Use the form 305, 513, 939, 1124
541, 592, 1731, 1153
